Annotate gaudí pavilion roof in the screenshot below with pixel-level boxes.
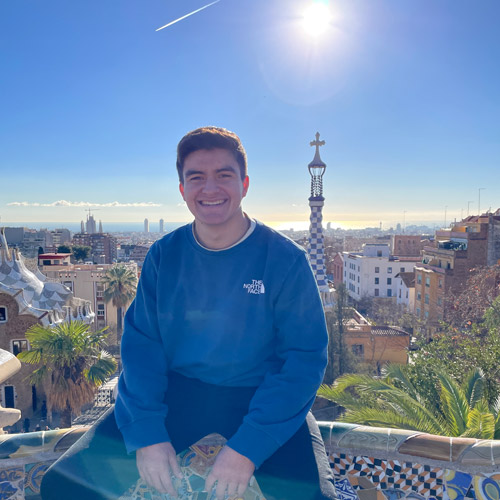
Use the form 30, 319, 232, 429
0, 228, 94, 326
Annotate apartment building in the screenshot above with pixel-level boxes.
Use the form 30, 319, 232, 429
4, 227, 73, 257
343, 244, 420, 301
391, 235, 426, 257
414, 211, 500, 326
72, 233, 118, 264
40, 261, 138, 342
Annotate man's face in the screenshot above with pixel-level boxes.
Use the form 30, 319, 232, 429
179, 148, 249, 228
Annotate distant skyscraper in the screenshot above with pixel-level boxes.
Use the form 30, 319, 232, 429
99, 220, 103, 233
81, 220, 85, 233
144, 218, 149, 233
159, 218, 164, 233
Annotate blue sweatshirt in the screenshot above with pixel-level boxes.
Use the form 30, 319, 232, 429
115, 221, 328, 468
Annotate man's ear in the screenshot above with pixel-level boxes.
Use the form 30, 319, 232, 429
242, 176, 249, 197
179, 182, 185, 198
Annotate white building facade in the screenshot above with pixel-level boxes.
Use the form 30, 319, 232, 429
394, 272, 416, 312
343, 244, 419, 301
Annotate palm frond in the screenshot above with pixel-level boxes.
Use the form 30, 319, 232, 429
17, 320, 115, 418
436, 371, 469, 435
464, 405, 495, 439
339, 408, 444, 435
320, 373, 448, 435
462, 367, 486, 408
383, 364, 420, 402
494, 412, 500, 439
86, 355, 117, 385
102, 265, 138, 308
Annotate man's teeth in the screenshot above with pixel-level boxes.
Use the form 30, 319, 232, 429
200, 200, 225, 206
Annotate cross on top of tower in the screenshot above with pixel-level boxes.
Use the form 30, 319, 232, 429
310, 132, 325, 153
309, 132, 326, 168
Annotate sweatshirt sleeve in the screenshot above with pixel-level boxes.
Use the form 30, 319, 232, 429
226, 251, 328, 467
114, 243, 171, 453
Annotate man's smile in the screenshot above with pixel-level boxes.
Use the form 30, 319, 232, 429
199, 199, 226, 206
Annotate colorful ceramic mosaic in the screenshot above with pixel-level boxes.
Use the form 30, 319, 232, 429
0, 467, 24, 499
327, 451, 500, 500
330, 452, 444, 499
118, 435, 265, 500
24, 461, 52, 496
1, 423, 500, 499
473, 473, 500, 500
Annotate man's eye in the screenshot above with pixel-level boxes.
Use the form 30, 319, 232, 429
188, 176, 202, 181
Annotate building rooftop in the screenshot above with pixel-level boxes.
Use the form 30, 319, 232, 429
395, 271, 416, 289
37, 253, 72, 259
371, 325, 411, 337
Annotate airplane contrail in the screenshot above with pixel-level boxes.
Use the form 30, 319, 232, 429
156, 0, 221, 32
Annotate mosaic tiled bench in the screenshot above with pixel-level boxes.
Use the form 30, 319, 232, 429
317, 421, 500, 500
0, 427, 88, 499
0, 421, 499, 499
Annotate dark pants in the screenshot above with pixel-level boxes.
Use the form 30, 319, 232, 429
41, 372, 337, 500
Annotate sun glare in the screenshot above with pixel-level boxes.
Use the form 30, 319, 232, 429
303, 2, 333, 37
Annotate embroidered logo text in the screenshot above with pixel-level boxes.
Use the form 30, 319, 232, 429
243, 279, 265, 295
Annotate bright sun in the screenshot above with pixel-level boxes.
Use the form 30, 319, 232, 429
303, 2, 332, 37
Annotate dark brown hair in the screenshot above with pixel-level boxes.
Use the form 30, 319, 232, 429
176, 126, 247, 183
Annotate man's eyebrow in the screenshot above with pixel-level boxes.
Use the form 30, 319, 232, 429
216, 166, 237, 174
184, 169, 204, 178
184, 166, 237, 177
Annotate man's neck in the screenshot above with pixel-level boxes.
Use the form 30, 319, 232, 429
194, 212, 250, 250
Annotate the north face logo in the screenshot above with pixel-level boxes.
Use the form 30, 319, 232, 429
243, 279, 265, 294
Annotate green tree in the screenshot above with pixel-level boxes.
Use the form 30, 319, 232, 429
324, 284, 357, 384
102, 264, 138, 343
72, 245, 91, 262
318, 364, 500, 439
18, 321, 116, 428
409, 296, 500, 405
57, 244, 72, 254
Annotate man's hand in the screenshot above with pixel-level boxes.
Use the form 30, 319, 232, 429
136, 441, 182, 497
205, 446, 255, 500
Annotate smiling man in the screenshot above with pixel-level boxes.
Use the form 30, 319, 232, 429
41, 127, 337, 500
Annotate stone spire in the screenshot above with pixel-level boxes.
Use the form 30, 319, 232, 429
307, 133, 329, 297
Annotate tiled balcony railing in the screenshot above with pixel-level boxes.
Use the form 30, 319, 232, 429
0, 421, 498, 499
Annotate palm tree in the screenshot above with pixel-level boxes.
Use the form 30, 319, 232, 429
318, 364, 500, 439
102, 264, 137, 343
18, 321, 117, 428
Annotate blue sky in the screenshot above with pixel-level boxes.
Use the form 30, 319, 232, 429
1, 0, 499, 229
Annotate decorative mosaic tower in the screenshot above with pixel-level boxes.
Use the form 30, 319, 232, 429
307, 132, 329, 295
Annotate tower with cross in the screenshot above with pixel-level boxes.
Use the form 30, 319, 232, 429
307, 132, 331, 304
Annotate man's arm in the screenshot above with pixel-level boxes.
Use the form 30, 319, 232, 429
114, 244, 176, 490
225, 251, 328, 469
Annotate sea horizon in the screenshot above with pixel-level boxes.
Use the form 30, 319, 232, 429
0, 219, 444, 233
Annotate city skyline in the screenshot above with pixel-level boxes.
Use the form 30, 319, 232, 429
2, 0, 499, 229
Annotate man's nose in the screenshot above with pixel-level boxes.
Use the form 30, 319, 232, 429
202, 176, 218, 193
